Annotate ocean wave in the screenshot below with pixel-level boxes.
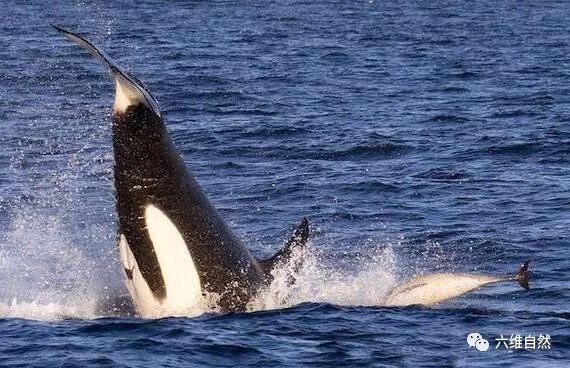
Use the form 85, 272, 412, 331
415, 168, 470, 181
315, 143, 413, 161
426, 114, 470, 124
487, 142, 543, 155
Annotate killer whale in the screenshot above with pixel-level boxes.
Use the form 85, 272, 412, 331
385, 261, 530, 307
54, 26, 309, 317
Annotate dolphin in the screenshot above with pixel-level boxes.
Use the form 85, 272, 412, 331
54, 26, 309, 317
384, 261, 530, 307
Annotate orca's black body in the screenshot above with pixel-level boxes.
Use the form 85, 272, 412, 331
54, 26, 309, 316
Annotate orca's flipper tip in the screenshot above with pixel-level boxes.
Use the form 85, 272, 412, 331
51, 24, 67, 33
515, 260, 530, 291
52, 25, 162, 117
52, 25, 111, 70
52, 25, 83, 43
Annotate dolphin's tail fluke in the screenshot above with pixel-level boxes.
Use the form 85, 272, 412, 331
53, 25, 161, 117
515, 260, 530, 291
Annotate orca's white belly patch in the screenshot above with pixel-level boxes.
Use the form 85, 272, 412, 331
118, 205, 203, 318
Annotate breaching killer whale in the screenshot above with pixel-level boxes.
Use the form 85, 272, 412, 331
54, 26, 309, 317
385, 261, 530, 307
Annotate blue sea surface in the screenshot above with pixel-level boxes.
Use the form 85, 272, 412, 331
0, 1, 568, 367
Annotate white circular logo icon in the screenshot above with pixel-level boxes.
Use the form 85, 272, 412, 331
467, 332, 482, 347
475, 338, 490, 352
467, 332, 488, 352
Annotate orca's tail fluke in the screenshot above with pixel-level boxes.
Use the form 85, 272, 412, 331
52, 25, 161, 117
515, 260, 530, 291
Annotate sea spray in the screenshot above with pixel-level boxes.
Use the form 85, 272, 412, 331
0, 211, 100, 319
250, 244, 398, 311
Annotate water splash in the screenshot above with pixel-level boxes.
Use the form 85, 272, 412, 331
0, 217, 399, 320
250, 244, 398, 311
0, 211, 101, 320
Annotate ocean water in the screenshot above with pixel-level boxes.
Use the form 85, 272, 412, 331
0, 0, 569, 367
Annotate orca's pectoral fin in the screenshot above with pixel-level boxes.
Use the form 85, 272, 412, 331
53, 25, 118, 77
515, 260, 530, 291
53, 25, 161, 117
259, 217, 309, 281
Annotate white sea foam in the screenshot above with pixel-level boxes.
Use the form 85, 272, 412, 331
249, 244, 398, 311
0, 210, 114, 320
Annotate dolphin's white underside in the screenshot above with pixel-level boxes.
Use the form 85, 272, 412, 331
118, 205, 203, 318
384, 273, 504, 307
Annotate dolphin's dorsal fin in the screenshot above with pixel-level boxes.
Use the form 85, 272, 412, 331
260, 218, 309, 279
53, 25, 161, 118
